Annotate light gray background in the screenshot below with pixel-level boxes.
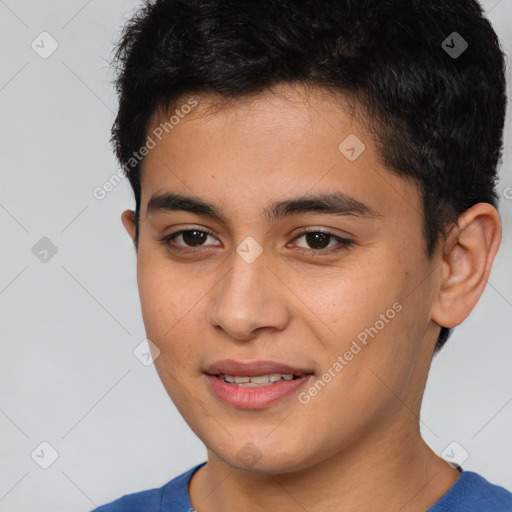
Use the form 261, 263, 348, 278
0, 1, 511, 510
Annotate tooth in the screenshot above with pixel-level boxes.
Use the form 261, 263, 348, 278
221, 373, 297, 385
250, 375, 271, 384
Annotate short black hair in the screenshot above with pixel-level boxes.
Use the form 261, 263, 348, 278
110, 0, 507, 353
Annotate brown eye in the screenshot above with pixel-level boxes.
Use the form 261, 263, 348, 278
160, 228, 221, 250
292, 230, 354, 254
181, 230, 209, 247
304, 232, 331, 249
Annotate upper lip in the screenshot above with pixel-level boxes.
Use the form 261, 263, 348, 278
204, 359, 313, 377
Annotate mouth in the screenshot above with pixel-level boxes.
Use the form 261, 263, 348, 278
203, 359, 314, 409
203, 358, 312, 377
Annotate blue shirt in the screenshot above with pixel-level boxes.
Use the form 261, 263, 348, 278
91, 462, 512, 511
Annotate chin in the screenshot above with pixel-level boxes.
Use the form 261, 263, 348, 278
206, 435, 319, 475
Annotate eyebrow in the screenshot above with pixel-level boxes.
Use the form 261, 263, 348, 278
146, 191, 381, 222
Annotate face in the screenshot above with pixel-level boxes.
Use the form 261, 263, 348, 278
123, 84, 443, 474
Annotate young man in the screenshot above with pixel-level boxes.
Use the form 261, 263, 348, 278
93, 0, 511, 510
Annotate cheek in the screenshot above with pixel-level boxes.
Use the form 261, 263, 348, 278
138, 260, 205, 408
137, 266, 177, 338
307, 262, 403, 346
308, 258, 424, 390
136, 253, 202, 357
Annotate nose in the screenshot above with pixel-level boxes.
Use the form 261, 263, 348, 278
208, 248, 291, 341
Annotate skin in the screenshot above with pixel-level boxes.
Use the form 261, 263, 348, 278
121, 83, 501, 512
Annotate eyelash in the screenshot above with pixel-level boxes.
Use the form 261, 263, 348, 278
158, 228, 354, 255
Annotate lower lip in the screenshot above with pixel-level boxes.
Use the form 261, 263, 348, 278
205, 374, 313, 409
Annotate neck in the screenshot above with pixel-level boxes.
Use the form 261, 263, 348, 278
189, 419, 460, 512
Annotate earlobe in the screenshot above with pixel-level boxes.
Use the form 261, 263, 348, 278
431, 203, 502, 329
121, 209, 137, 242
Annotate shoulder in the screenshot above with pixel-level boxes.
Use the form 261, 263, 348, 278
429, 471, 512, 512
90, 462, 206, 512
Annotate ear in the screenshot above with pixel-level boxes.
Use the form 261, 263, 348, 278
121, 209, 137, 243
431, 203, 501, 329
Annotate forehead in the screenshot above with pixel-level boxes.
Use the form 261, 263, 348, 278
139, 84, 422, 224
146, 84, 362, 158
